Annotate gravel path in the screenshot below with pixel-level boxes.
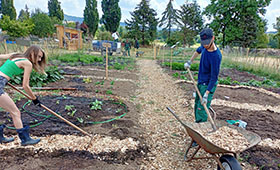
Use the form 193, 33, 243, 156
135, 59, 256, 170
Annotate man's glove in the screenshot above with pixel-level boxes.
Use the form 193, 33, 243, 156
32, 97, 42, 107
201, 93, 208, 105
184, 60, 192, 69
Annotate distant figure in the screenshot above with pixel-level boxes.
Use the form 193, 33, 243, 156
124, 39, 131, 56
134, 38, 139, 57
112, 32, 119, 42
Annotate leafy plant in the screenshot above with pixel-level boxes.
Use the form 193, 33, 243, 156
83, 77, 92, 83
172, 72, 179, 78
90, 99, 103, 110
110, 80, 115, 85
106, 90, 113, 95
10, 66, 64, 87
219, 77, 232, 85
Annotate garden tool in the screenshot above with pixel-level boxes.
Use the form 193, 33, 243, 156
7, 82, 92, 137
187, 68, 217, 131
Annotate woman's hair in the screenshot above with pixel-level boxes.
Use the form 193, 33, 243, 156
9, 45, 47, 74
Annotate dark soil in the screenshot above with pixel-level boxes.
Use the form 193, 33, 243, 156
0, 64, 146, 169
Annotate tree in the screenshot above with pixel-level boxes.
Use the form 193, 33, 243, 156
125, 0, 158, 45
31, 9, 56, 37
177, 0, 203, 47
100, 0, 121, 33
48, 0, 64, 21
0, 15, 33, 37
273, 16, 280, 48
83, 0, 99, 37
18, 4, 30, 21
159, 0, 178, 39
1, 0, 16, 20
204, 0, 271, 48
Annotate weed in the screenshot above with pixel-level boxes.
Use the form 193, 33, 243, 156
65, 105, 76, 117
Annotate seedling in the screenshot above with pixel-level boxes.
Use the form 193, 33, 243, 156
77, 117, 84, 123
116, 108, 122, 113
106, 90, 113, 95
110, 80, 115, 85
90, 99, 103, 110
65, 105, 76, 117
83, 77, 92, 83
56, 100, 60, 104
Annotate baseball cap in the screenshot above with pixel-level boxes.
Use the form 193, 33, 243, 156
200, 28, 213, 45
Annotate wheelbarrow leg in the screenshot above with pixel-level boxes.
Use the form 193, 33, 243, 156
184, 139, 201, 161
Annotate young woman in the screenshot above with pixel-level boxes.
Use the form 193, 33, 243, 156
0, 45, 47, 146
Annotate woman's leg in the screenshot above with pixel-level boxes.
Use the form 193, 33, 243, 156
0, 93, 23, 129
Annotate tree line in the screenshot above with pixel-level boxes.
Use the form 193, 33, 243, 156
0, 0, 279, 49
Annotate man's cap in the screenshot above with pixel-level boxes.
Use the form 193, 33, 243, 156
200, 28, 213, 45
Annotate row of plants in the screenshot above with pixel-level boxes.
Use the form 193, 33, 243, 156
10, 66, 64, 87
50, 53, 136, 70
172, 71, 280, 88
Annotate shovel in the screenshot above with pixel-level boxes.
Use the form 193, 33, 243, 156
187, 68, 217, 131
7, 82, 92, 136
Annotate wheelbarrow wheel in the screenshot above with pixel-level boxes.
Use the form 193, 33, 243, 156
217, 155, 242, 170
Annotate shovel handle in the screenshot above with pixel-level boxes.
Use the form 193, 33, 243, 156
187, 68, 217, 131
7, 82, 92, 137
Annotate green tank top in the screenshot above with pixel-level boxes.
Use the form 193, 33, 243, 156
0, 59, 28, 78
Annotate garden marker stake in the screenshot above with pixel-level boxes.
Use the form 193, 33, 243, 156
7, 82, 92, 137
187, 68, 217, 131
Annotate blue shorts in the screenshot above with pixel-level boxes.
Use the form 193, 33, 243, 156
0, 75, 8, 96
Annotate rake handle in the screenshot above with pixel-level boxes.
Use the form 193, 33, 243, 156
7, 82, 92, 137
187, 68, 217, 131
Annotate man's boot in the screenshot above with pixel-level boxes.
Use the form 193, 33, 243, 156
0, 125, 14, 144
16, 126, 40, 146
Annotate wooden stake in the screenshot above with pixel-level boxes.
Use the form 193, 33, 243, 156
4, 41, 8, 53
106, 46, 108, 80
170, 48, 173, 71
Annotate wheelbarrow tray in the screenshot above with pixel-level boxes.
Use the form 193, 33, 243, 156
168, 108, 261, 155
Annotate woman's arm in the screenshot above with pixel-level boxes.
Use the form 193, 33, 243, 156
21, 61, 36, 100
0, 53, 16, 60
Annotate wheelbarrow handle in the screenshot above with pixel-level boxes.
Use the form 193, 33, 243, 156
7, 82, 92, 137
187, 68, 217, 131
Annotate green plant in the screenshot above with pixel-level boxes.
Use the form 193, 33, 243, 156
172, 72, 179, 78
116, 109, 122, 113
90, 99, 103, 110
77, 117, 84, 123
65, 105, 76, 117
83, 77, 92, 83
219, 77, 232, 85
110, 80, 115, 85
106, 90, 113, 95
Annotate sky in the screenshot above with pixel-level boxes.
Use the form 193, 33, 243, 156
14, 0, 280, 32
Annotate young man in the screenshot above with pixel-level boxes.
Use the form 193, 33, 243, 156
184, 28, 222, 124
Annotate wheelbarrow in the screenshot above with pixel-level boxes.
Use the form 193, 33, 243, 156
166, 107, 261, 170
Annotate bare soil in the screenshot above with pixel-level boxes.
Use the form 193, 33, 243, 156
0, 60, 147, 169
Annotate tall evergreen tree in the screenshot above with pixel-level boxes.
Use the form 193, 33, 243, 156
100, 0, 121, 33
48, 0, 64, 21
159, 0, 178, 39
273, 16, 280, 48
177, 0, 203, 47
125, 0, 158, 45
204, 0, 271, 48
1, 0, 16, 20
18, 4, 30, 21
83, 0, 99, 37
